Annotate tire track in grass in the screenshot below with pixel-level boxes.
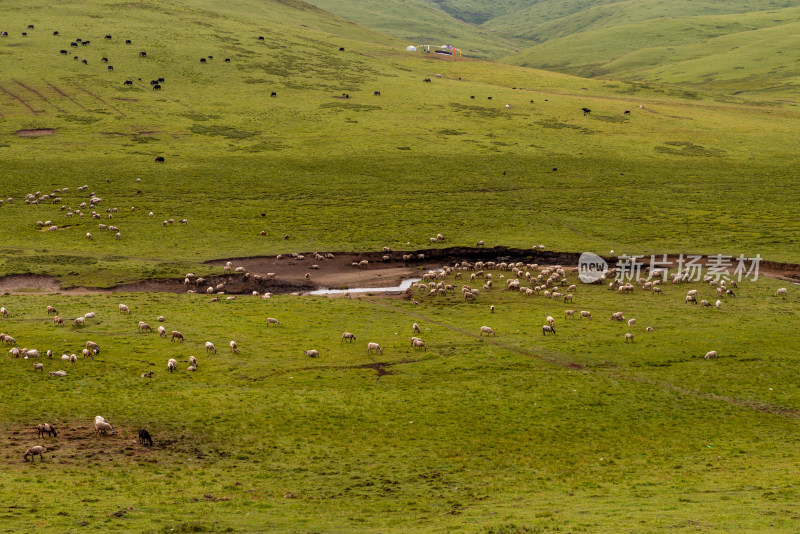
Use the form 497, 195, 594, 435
44, 81, 88, 111
77, 88, 126, 117
365, 298, 800, 420
0, 85, 39, 115
14, 80, 65, 112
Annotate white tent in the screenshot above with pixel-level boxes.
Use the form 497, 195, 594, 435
406, 45, 417, 52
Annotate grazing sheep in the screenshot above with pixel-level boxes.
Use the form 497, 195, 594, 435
627, 318, 636, 327
686, 295, 697, 304
411, 339, 426, 351
69, 354, 77, 364
167, 358, 177, 372
139, 429, 153, 446
646, 326, 654, 332
94, 420, 114, 435
171, 331, 184, 342
367, 342, 383, 354
141, 371, 154, 378
267, 318, 280, 326
188, 365, 197, 371
9, 347, 20, 358
341, 332, 356, 342
686, 290, 698, 297
624, 333, 634, 342
580, 311, 592, 319
84, 312, 95, 319
412, 322, 420, 333
542, 325, 556, 335
305, 349, 319, 357
716, 300, 722, 309
490, 305, 495, 313
119, 304, 130, 314
776, 288, 788, 296
49, 370, 67, 377
138, 321, 152, 332
546, 316, 555, 327
33, 363, 44, 371
86, 232, 92, 240
157, 316, 165, 322
230, 341, 238, 353
158, 326, 166, 337
205, 341, 216, 353
23, 445, 46, 462
700, 300, 712, 308
46, 306, 57, 315
53, 316, 64, 326
480, 326, 496, 336
72, 317, 85, 327
37, 423, 57, 438
704, 350, 718, 360
565, 310, 575, 319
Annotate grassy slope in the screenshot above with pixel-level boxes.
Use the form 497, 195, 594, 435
0, 271, 798, 531
304, 0, 522, 59
1, 2, 799, 286
504, 6, 800, 92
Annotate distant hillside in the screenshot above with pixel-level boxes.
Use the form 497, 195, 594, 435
304, 0, 800, 92
304, 0, 521, 59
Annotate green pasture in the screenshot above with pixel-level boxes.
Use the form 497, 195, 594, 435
0, 270, 798, 531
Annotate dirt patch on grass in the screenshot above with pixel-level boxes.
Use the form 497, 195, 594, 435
15, 128, 55, 136
2, 423, 190, 466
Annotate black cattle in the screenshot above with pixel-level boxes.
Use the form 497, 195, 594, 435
552, 168, 558, 172
373, 91, 380, 96
339, 47, 345, 51
59, 49, 68, 54
155, 156, 165, 162
123, 80, 133, 85
139, 51, 146, 56
487, 96, 492, 100
81, 40, 90, 45
624, 110, 631, 114
73, 56, 78, 60
27, 24, 34, 29
125, 39, 131, 44
105, 34, 112, 39
53, 31, 59, 35
22, 32, 27, 37
81, 59, 87, 64
270, 91, 276, 97
158, 77, 164, 82
138, 429, 153, 446
423, 78, 431, 82
150, 80, 158, 85
70, 42, 77, 47
581, 107, 591, 115
101, 57, 108, 62
199, 58, 206, 62
0, 31, 8, 37
470, 95, 474, 99
258, 36, 264, 40
76, 38, 82, 42
208, 55, 213, 59
152, 84, 161, 90
107, 65, 113, 70
224, 58, 230, 62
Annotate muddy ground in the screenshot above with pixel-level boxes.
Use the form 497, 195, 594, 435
0, 247, 798, 295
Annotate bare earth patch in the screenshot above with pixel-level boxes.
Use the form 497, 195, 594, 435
15, 128, 55, 136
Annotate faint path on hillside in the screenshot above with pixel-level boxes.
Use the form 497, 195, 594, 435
14, 80, 64, 112
0, 85, 39, 115
364, 298, 800, 421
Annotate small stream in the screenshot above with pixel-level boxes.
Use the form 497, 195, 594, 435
308, 278, 422, 295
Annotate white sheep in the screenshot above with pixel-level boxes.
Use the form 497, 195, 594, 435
367, 342, 383, 354
119, 303, 130, 314
776, 288, 788, 296
230, 341, 238, 353
490, 305, 495, 313
84, 312, 95, 318
411, 339, 426, 351
715, 300, 722, 309
86, 341, 100, 355
542, 325, 556, 335
33, 363, 44, 371
624, 333, 634, 342
480, 326, 496, 336
205, 341, 216, 353
704, 350, 718, 360
72, 317, 85, 327
86, 232, 92, 240
341, 332, 356, 342
267, 317, 280, 326
646, 326, 654, 332
69, 354, 77, 364
412, 322, 420, 333
700, 300, 712, 308
23, 445, 46, 462
546, 316, 555, 327
305, 349, 319, 357
627, 318, 636, 327
158, 325, 166, 337
94, 419, 114, 435
138, 321, 152, 332
167, 358, 177, 372
565, 310, 575, 319
188, 365, 197, 371
580, 311, 592, 319
49, 370, 67, 377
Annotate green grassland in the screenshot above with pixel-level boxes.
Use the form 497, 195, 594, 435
1, 269, 799, 532
1, 1, 799, 287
